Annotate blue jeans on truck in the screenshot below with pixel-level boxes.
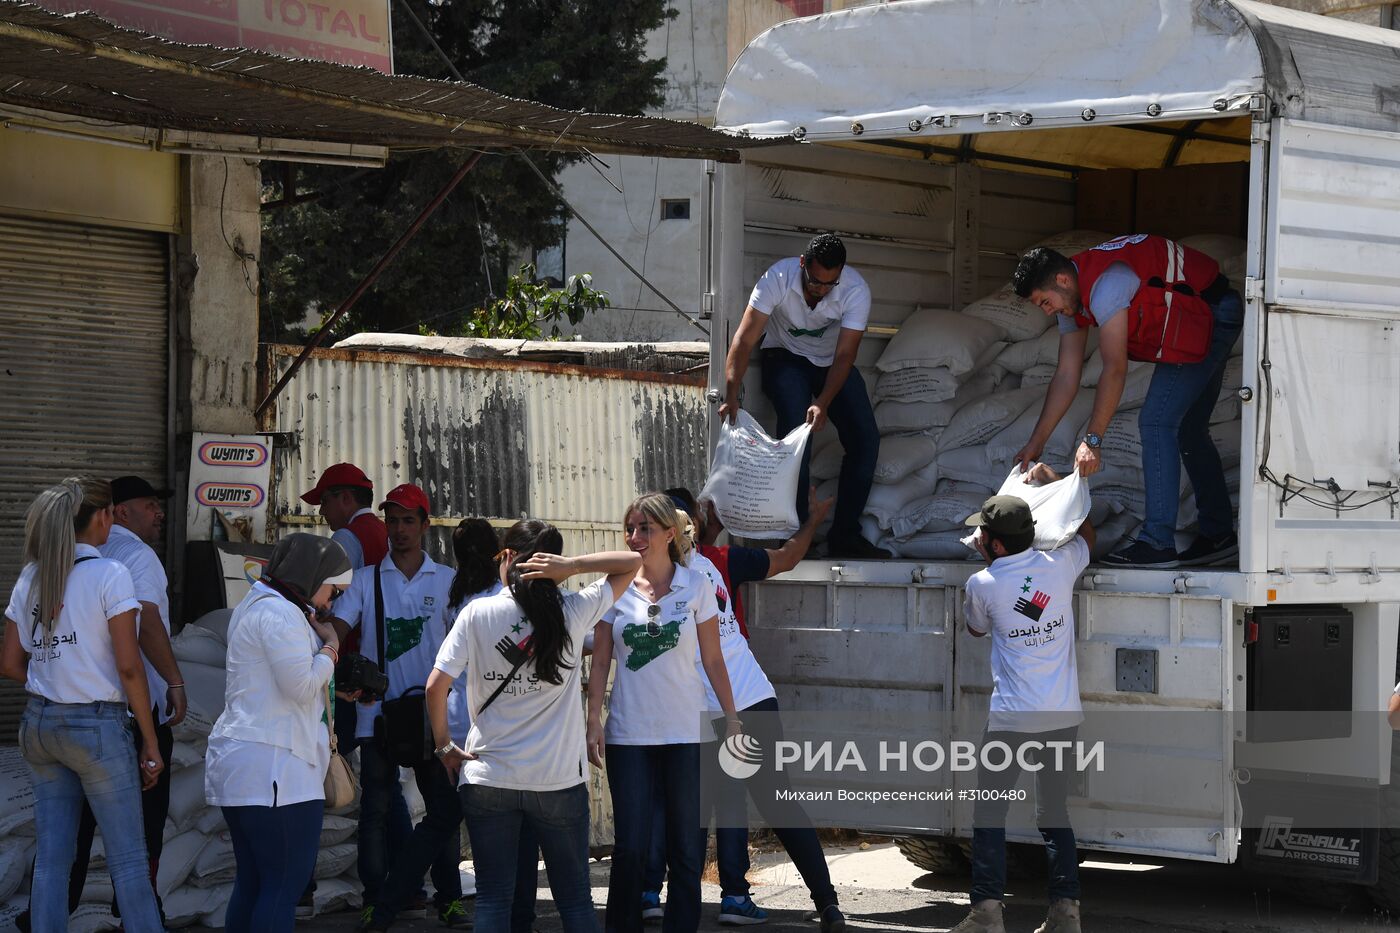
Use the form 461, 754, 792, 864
760, 347, 879, 543
1136, 288, 1244, 551
19, 697, 164, 933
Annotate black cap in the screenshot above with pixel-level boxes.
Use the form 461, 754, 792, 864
964, 495, 1036, 537
111, 476, 173, 506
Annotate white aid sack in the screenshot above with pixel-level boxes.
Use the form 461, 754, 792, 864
1179, 234, 1245, 285
994, 327, 1098, 375
700, 410, 812, 540
873, 367, 960, 404
936, 446, 996, 485
986, 388, 1095, 470
961, 286, 1053, 342
1030, 230, 1111, 254
993, 465, 1092, 550
190, 609, 233, 645
1079, 351, 1150, 389
865, 462, 939, 529
873, 433, 939, 485
171, 662, 226, 743
894, 529, 976, 561
889, 484, 989, 540
1020, 365, 1057, 387
156, 830, 207, 898
0, 748, 35, 836
876, 308, 1007, 376
0, 839, 30, 902
166, 762, 207, 832
170, 625, 227, 668
875, 397, 960, 434
939, 386, 1045, 452
313, 843, 358, 881
809, 434, 843, 481
162, 884, 229, 928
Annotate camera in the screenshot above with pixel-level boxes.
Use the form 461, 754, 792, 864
335, 652, 389, 701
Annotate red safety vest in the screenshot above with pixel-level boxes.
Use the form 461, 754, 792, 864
1068, 234, 1221, 364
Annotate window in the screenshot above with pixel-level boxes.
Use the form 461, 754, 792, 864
660, 198, 691, 221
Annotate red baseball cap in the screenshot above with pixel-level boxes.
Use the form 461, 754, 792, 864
300, 463, 373, 505
379, 483, 431, 517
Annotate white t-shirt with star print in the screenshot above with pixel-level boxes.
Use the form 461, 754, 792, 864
964, 538, 1089, 733
689, 552, 774, 714
433, 578, 616, 791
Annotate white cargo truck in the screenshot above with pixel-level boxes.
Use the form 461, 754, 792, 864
702, 0, 1400, 904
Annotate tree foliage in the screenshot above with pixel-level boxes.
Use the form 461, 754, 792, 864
259, 0, 673, 342
441, 264, 609, 339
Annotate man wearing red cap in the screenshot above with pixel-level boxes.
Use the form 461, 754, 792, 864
301, 463, 388, 571
331, 484, 467, 931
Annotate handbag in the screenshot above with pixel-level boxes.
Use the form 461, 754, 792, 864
323, 687, 359, 809
373, 565, 435, 767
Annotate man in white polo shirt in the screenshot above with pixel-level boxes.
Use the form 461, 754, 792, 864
331, 484, 467, 930
719, 233, 887, 558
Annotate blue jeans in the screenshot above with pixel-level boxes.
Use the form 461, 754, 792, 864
1137, 290, 1244, 549
760, 347, 879, 541
502, 823, 554, 933
19, 697, 163, 933
461, 783, 595, 933
373, 754, 464, 922
358, 738, 454, 906
969, 727, 1080, 905
646, 698, 838, 911
223, 799, 324, 933
606, 744, 703, 933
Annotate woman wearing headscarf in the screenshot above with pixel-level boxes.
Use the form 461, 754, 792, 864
1, 477, 165, 932
204, 533, 353, 933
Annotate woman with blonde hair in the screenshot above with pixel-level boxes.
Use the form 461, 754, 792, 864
1, 477, 164, 932
588, 493, 741, 933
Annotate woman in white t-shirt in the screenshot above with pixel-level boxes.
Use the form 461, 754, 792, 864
0, 477, 164, 931
427, 520, 639, 933
204, 533, 352, 933
587, 493, 742, 933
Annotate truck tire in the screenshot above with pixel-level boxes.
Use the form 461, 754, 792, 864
895, 835, 968, 875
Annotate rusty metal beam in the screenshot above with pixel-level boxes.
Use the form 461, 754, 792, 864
254, 151, 483, 418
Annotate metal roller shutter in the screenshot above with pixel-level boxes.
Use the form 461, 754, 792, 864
0, 213, 169, 742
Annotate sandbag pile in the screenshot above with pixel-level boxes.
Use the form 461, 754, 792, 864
0, 611, 379, 931
822, 230, 1247, 559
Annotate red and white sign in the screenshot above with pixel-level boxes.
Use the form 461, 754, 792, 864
35, 0, 393, 74
186, 432, 273, 543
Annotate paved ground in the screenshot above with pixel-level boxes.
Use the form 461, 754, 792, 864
279, 841, 1400, 933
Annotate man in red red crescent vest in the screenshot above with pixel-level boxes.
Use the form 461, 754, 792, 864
1009, 235, 1243, 569
302, 462, 389, 570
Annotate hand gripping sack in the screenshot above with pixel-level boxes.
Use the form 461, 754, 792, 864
701, 410, 813, 540
995, 464, 1092, 550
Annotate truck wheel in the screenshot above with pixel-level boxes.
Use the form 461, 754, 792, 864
895, 835, 968, 875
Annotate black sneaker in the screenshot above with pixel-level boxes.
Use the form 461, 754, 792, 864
1177, 532, 1238, 567
827, 535, 891, 559
1100, 539, 1179, 569
818, 905, 846, 933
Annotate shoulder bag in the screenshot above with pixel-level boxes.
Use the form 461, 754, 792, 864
374, 565, 436, 767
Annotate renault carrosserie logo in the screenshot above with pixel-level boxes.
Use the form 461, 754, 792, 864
718, 733, 763, 779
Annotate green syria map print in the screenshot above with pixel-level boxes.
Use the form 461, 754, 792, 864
622, 621, 682, 670
386, 616, 428, 662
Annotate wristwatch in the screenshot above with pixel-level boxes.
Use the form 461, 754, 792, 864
1083, 433, 1102, 450
433, 742, 457, 759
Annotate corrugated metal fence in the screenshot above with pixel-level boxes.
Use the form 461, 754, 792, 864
260, 343, 710, 848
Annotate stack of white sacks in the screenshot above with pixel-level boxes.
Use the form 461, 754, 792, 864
0, 611, 398, 932
811, 231, 1246, 561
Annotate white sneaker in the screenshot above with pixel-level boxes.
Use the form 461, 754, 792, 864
949, 899, 1005, 933
1033, 898, 1081, 933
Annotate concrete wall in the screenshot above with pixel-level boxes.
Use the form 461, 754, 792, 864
175, 155, 261, 437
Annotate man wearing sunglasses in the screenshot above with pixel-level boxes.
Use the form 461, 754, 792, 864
719, 233, 887, 558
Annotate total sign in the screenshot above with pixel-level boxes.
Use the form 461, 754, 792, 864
186, 433, 273, 543
32, 0, 393, 74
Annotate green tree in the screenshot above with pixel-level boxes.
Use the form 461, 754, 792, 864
259, 0, 672, 341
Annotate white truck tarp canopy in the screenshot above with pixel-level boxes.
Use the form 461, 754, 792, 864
716, 0, 1400, 144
